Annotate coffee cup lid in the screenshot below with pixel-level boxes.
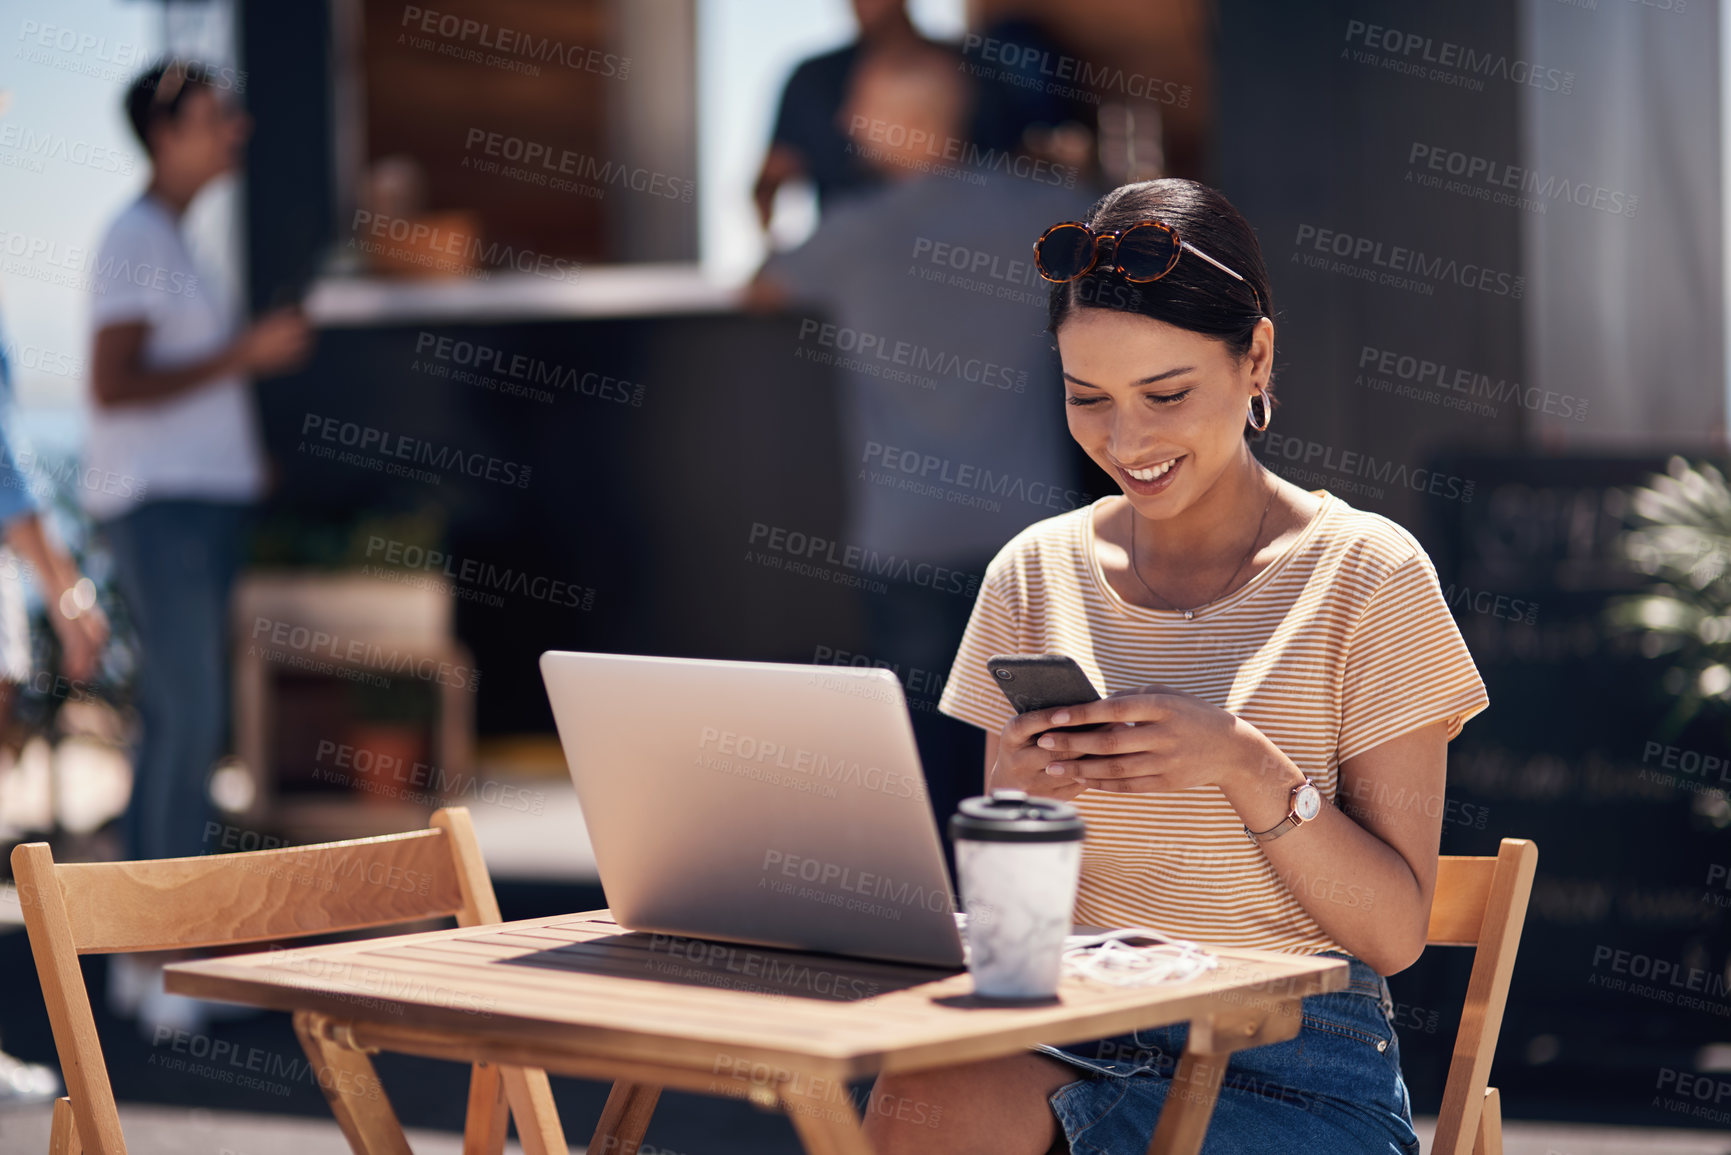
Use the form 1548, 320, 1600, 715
949, 789, 1085, 842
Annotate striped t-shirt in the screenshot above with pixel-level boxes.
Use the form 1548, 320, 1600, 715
936, 490, 1489, 956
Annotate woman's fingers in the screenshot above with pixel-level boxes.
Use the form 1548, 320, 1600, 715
1086, 775, 1169, 793
1045, 755, 1157, 781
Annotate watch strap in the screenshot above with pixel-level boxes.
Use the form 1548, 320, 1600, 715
1243, 781, 1315, 846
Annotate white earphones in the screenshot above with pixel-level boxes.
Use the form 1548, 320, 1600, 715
1061, 927, 1219, 988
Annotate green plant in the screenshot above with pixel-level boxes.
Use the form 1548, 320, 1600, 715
1606, 455, 1731, 739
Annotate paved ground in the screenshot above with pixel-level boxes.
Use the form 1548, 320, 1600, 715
4, 1101, 1731, 1155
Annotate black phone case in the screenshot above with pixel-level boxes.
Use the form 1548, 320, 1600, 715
985, 653, 1108, 731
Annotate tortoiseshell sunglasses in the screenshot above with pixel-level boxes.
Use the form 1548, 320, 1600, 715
1032, 220, 1264, 315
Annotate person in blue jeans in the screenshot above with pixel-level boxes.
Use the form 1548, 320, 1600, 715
0, 298, 112, 1108
86, 59, 309, 862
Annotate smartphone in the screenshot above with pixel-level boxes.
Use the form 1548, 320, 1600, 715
985, 653, 1108, 732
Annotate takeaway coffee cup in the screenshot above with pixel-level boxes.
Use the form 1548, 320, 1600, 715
949, 789, 1085, 999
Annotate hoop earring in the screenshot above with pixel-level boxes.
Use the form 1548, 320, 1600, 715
1247, 388, 1272, 432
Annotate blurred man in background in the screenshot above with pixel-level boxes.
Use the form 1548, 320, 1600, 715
750, 42, 1097, 849
87, 59, 309, 869
89, 58, 311, 1036
752, 0, 931, 227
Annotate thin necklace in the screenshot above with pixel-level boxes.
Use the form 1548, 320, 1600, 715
1127, 475, 1276, 620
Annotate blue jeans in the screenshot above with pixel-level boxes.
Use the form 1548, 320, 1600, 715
1036, 953, 1421, 1155
102, 500, 250, 860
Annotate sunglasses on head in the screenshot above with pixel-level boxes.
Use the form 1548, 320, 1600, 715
1032, 220, 1264, 316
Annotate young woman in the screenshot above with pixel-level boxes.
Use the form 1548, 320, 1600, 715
863, 179, 1488, 1155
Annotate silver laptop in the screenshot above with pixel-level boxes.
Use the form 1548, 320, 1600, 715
539, 650, 967, 968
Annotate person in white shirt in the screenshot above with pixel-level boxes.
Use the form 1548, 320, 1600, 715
88, 59, 310, 863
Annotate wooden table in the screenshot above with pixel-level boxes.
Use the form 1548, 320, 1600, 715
165, 909, 1348, 1155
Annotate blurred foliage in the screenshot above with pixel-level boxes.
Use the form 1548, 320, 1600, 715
1606, 455, 1731, 741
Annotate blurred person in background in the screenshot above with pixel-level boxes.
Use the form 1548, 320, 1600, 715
0, 293, 110, 1108
89, 58, 310, 1035
88, 59, 308, 870
752, 0, 930, 227
749, 42, 1097, 850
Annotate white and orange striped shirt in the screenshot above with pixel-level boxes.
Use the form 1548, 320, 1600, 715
936, 490, 1489, 956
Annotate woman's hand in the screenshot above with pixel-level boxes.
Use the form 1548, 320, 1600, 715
53, 594, 109, 683
1027, 683, 1275, 795
986, 708, 1093, 802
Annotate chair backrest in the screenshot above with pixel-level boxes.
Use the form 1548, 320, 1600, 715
1425, 837, 1538, 1155
12, 807, 503, 1155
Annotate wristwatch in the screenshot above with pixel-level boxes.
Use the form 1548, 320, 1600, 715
1244, 780, 1322, 845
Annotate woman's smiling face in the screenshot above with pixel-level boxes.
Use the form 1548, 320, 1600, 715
1056, 307, 1272, 518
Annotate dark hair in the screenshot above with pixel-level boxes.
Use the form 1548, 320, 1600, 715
1046, 179, 1276, 429
124, 59, 214, 155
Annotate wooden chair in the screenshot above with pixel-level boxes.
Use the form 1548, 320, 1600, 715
1424, 837, 1538, 1155
12, 807, 568, 1155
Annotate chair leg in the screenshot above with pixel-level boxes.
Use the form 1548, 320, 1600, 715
461, 1062, 510, 1155
49, 1097, 82, 1155
1472, 1087, 1503, 1155
588, 1081, 663, 1155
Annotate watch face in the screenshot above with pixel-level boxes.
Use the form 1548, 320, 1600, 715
1294, 783, 1322, 822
